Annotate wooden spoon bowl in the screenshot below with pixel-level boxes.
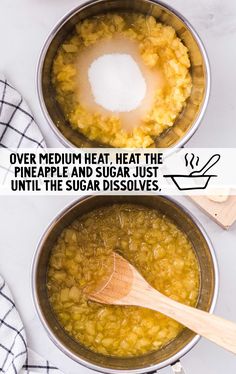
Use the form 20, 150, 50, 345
89, 252, 236, 355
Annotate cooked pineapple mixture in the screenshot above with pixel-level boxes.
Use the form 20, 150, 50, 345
47, 204, 200, 357
52, 13, 192, 147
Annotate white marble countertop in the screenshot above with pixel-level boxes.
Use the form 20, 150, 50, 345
0, 1, 236, 374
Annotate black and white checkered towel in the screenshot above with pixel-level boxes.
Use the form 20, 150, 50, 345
0, 76, 63, 374
0, 74, 45, 149
0, 276, 63, 374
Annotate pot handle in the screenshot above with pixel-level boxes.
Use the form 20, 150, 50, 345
171, 360, 186, 374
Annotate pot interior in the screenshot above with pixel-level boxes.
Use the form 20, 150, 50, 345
40, 0, 208, 148
34, 195, 216, 372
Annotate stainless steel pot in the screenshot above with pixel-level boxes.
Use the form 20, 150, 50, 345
37, 0, 210, 148
32, 195, 218, 373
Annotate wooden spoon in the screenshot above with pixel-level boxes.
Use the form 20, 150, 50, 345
89, 252, 236, 355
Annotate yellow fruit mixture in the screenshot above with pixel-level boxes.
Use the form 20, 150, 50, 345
52, 13, 192, 147
47, 204, 200, 357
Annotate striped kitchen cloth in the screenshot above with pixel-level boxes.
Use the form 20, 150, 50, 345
0, 74, 45, 149
0, 75, 63, 374
0, 276, 63, 374
0, 74, 46, 185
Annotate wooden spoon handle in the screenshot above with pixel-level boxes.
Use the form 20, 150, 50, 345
140, 288, 236, 354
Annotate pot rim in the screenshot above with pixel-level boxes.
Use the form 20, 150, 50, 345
31, 195, 219, 373
36, 0, 211, 149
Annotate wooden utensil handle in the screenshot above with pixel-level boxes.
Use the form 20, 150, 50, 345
140, 287, 236, 355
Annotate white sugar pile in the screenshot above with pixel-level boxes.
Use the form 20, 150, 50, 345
88, 53, 147, 112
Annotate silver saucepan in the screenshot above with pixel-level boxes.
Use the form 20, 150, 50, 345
32, 195, 218, 374
37, 0, 210, 148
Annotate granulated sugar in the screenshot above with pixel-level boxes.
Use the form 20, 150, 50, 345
88, 53, 147, 112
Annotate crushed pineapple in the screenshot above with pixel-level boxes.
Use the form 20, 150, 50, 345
47, 204, 200, 357
52, 13, 192, 147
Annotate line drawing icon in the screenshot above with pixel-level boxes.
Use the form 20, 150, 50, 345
164, 153, 221, 191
